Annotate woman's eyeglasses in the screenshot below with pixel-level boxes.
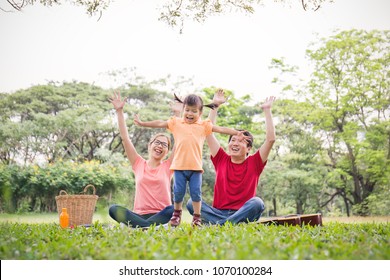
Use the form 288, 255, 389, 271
152, 140, 168, 148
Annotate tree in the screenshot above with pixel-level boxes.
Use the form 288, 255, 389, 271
304, 30, 390, 215
2, 0, 333, 32
160, 0, 331, 32
269, 30, 390, 216
260, 99, 327, 215
1, 0, 110, 17
0, 82, 113, 164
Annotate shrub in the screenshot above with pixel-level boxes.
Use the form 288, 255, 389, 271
0, 161, 135, 213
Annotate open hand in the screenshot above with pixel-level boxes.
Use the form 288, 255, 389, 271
261, 96, 276, 110
236, 130, 252, 144
213, 89, 228, 106
133, 114, 143, 126
109, 90, 127, 111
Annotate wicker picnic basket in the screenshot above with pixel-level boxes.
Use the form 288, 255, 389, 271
55, 184, 98, 226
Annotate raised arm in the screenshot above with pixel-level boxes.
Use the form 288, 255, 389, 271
109, 91, 139, 165
166, 99, 182, 162
208, 89, 227, 125
207, 89, 227, 157
258, 96, 276, 163
133, 114, 168, 128
170, 98, 183, 118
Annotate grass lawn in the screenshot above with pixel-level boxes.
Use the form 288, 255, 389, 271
0, 211, 389, 260
1, 210, 389, 224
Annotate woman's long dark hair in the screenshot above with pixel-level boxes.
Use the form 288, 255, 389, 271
174, 93, 218, 111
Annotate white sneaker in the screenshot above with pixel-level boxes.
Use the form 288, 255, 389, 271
154, 223, 169, 229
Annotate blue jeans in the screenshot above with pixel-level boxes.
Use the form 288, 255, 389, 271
109, 204, 174, 228
186, 197, 265, 225
173, 170, 202, 203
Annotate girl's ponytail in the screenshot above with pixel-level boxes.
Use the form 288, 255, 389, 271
174, 93, 218, 110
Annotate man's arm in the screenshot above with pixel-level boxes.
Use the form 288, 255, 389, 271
167, 99, 182, 162
206, 89, 227, 157
258, 96, 276, 163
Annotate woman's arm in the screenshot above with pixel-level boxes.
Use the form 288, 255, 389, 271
109, 91, 139, 165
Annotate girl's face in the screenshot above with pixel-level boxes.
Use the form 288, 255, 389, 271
183, 105, 202, 124
149, 136, 169, 160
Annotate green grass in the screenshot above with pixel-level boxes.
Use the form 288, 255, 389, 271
0, 214, 389, 260
0, 209, 194, 225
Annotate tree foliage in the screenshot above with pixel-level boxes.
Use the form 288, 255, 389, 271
0, 29, 389, 216
270, 29, 390, 216
2, 0, 333, 32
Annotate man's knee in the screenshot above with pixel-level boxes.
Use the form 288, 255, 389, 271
250, 197, 265, 213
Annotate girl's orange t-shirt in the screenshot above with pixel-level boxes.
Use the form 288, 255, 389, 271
167, 116, 213, 171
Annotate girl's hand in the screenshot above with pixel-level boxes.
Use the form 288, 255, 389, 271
133, 114, 143, 126
109, 90, 127, 111
213, 89, 228, 106
261, 96, 276, 110
236, 130, 252, 144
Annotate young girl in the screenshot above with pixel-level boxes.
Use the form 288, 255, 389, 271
134, 93, 248, 227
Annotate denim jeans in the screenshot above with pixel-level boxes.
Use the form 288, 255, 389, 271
109, 204, 174, 228
173, 170, 202, 203
186, 197, 265, 225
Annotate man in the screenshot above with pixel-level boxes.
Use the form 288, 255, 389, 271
187, 90, 276, 224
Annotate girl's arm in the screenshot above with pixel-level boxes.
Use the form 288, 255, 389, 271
134, 114, 168, 128
212, 126, 251, 145
212, 125, 241, 136
109, 91, 139, 165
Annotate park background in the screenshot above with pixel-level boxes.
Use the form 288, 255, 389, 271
0, 0, 389, 219
0, 1, 389, 270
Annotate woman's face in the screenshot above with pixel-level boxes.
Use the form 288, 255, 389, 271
149, 136, 169, 160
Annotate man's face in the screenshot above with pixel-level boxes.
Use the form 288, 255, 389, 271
228, 135, 250, 158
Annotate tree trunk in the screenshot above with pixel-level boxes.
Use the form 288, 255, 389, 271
346, 143, 363, 204
272, 198, 277, 216
296, 201, 303, 214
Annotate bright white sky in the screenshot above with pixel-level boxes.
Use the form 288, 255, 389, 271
0, 0, 389, 102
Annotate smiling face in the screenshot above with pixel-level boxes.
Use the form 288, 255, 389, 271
183, 104, 202, 124
228, 134, 252, 161
148, 134, 170, 160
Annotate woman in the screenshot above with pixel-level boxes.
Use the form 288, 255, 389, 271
108, 91, 176, 228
